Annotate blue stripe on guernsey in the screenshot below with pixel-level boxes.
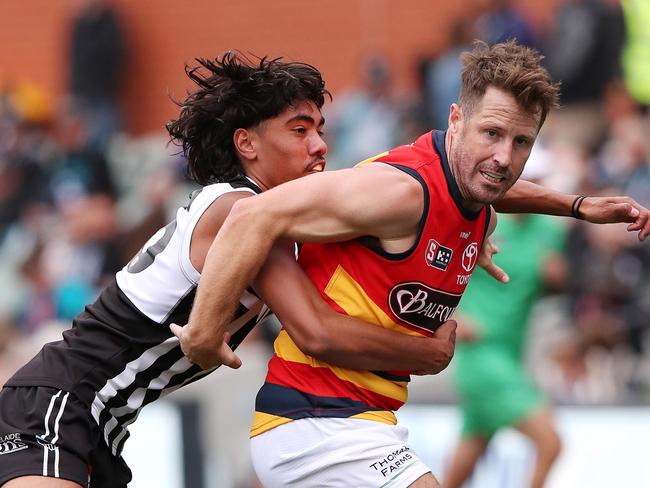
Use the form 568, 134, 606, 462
255, 382, 387, 419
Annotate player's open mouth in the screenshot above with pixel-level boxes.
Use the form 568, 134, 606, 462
480, 171, 506, 183
307, 160, 326, 173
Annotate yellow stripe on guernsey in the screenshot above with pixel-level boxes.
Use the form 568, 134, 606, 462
274, 330, 407, 402
250, 412, 293, 437
274, 265, 417, 403
354, 151, 389, 167
325, 265, 421, 337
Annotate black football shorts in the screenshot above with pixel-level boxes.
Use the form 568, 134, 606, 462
0, 386, 131, 487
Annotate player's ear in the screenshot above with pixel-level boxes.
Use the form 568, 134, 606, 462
448, 103, 463, 134
233, 128, 257, 161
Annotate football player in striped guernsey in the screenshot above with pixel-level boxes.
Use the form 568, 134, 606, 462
0, 53, 459, 488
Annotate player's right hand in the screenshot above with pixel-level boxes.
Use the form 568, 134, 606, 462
170, 324, 242, 370
579, 195, 650, 241
478, 237, 510, 283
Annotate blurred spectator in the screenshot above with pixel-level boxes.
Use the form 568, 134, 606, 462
0, 81, 53, 237
67, 0, 126, 149
422, 19, 476, 130
3, 80, 54, 127
592, 101, 649, 190
0, 154, 49, 242
545, 0, 624, 105
39, 103, 121, 320
621, 0, 650, 109
18, 240, 56, 333
48, 103, 118, 211
474, 0, 539, 47
543, 0, 625, 154
325, 55, 404, 169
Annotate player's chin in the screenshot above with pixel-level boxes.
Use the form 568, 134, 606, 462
481, 180, 514, 202
472, 188, 504, 205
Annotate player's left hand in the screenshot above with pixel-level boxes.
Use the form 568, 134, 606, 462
170, 324, 242, 370
411, 319, 457, 375
478, 237, 510, 283
580, 196, 650, 241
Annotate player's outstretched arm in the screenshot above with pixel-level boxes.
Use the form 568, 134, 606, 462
254, 243, 456, 373
495, 179, 649, 241
179, 165, 423, 370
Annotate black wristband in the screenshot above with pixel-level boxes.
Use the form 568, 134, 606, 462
571, 195, 586, 220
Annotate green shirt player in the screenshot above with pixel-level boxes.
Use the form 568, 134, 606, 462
444, 210, 567, 488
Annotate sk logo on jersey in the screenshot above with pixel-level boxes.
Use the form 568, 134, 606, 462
461, 242, 479, 272
425, 239, 453, 271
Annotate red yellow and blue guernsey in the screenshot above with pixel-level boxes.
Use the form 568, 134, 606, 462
251, 130, 492, 437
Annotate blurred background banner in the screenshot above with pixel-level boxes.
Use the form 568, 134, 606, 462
398, 405, 650, 488
1, 1, 649, 487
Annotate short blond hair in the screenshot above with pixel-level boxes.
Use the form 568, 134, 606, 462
459, 40, 560, 128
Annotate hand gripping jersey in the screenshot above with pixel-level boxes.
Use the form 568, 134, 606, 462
5, 178, 271, 456
251, 130, 491, 436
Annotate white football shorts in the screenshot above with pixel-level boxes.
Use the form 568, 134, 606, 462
250, 417, 432, 488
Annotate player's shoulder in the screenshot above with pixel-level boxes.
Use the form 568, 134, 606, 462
198, 182, 256, 220
186, 176, 258, 211
343, 164, 423, 214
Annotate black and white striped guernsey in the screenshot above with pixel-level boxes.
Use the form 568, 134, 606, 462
5, 177, 271, 456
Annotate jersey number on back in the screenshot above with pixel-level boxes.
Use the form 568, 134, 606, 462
126, 220, 177, 273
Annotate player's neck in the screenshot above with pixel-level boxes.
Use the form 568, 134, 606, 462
242, 169, 271, 192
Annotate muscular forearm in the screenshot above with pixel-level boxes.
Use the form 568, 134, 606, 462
182, 199, 278, 366
308, 314, 454, 372
495, 179, 649, 240
256, 245, 454, 373
494, 179, 575, 216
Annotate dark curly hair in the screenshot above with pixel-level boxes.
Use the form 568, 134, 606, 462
166, 52, 330, 185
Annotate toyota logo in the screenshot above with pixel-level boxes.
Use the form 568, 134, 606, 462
461, 242, 478, 272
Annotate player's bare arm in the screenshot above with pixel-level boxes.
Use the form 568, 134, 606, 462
172, 187, 454, 372
169, 190, 254, 369
178, 164, 425, 369
495, 179, 650, 240
254, 242, 456, 372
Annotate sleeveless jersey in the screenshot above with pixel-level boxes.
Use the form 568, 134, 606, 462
6, 177, 271, 456
251, 130, 491, 436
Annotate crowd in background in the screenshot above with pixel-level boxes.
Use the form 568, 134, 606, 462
1, 0, 649, 416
